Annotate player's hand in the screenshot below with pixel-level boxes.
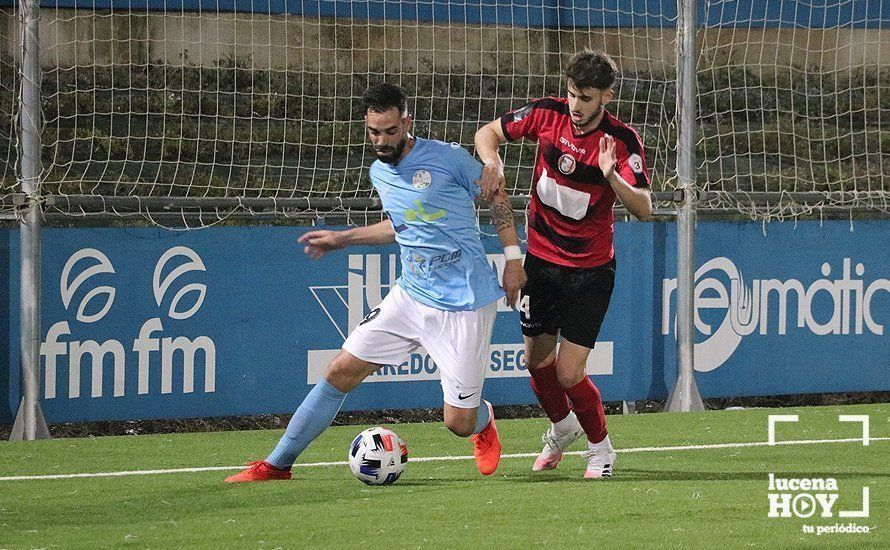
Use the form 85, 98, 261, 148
502, 259, 527, 309
298, 230, 346, 259
477, 163, 506, 203
598, 134, 617, 179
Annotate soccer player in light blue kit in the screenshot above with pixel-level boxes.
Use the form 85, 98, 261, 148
227, 83, 526, 482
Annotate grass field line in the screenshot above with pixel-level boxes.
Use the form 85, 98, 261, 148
1, 436, 886, 482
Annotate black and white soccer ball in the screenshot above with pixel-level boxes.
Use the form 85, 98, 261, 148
348, 427, 408, 485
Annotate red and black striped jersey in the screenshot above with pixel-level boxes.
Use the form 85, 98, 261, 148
500, 97, 650, 268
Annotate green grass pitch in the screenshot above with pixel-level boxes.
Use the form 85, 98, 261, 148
1, 403, 886, 548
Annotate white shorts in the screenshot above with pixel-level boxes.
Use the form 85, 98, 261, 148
342, 284, 497, 409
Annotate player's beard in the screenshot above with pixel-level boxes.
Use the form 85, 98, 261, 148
375, 137, 408, 165
571, 106, 603, 132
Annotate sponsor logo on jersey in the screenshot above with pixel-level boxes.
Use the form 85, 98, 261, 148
559, 136, 586, 155
404, 200, 446, 223
406, 251, 427, 275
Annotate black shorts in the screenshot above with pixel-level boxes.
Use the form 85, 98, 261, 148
518, 252, 616, 349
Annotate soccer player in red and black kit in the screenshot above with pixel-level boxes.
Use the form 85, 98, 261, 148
475, 50, 652, 478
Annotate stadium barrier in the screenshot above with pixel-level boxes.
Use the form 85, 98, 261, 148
1, 219, 887, 424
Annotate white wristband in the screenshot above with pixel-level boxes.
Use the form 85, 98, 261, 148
503, 245, 523, 261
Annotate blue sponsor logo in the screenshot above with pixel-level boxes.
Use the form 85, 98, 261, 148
428, 249, 462, 272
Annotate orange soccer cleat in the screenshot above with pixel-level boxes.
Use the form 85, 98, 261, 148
225, 461, 292, 483
471, 402, 502, 476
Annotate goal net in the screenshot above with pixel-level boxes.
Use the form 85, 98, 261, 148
697, 0, 889, 218
1, 9, 17, 214
0, 2, 675, 225
1, 1, 887, 223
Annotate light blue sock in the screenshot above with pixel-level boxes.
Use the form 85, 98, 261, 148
266, 380, 347, 469
473, 400, 491, 434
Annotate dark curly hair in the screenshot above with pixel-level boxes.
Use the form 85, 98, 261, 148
361, 83, 408, 115
565, 49, 618, 90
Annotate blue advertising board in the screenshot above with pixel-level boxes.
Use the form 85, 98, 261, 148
660, 221, 890, 397
1, 220, 888, 424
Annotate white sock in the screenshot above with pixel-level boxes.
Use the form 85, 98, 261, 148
552, 411, 579, 437
588, 434, 612, 452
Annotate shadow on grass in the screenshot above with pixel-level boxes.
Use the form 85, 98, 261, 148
505, 468, 890, 483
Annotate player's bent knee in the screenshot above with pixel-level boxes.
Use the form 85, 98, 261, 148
526, 356, 554, 370
524, 345, 557, 370
556, 366, 586, 389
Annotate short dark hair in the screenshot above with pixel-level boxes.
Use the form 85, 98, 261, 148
565, 49, 618, 91
362, 83, 408, 115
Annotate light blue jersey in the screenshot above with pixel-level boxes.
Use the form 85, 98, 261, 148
369, 137, 505, 311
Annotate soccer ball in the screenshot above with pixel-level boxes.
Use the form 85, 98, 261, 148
348, 427, 408, 485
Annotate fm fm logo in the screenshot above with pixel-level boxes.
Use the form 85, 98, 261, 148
41, 246, 216, 399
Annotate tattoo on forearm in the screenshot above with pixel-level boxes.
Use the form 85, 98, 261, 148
491, 201, 514, 232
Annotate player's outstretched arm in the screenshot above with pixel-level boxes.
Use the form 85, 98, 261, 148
486, 176, 527, 309
298, 219, 396, 259
474, 119, 508, 202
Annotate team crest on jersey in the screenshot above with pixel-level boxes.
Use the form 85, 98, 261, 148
558, 153, 577, 175
412, 170, 432, 189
